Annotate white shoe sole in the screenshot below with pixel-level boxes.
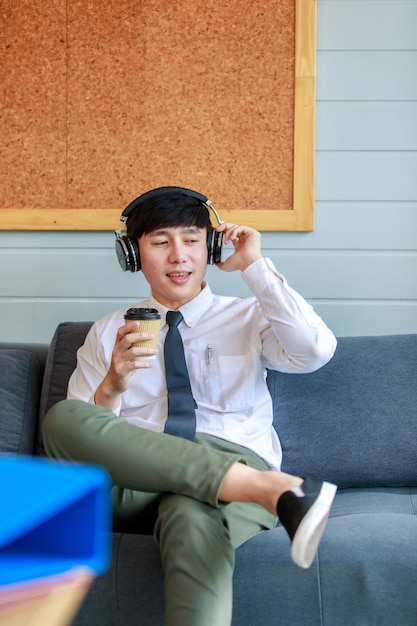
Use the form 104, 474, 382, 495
290, 481, 337, 569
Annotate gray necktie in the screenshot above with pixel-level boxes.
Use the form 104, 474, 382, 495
163, 311, 197, 440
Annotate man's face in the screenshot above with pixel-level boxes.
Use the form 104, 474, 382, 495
138, 225, 208, 309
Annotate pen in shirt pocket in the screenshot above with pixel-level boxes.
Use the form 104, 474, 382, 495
206, 345, 212, 367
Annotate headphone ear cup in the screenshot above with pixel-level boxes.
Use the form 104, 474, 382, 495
212, 230, 223, 264
115, 235, 141, 272
206, 228, 223, 265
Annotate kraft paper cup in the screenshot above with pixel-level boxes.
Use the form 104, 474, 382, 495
124, 308, 161, 360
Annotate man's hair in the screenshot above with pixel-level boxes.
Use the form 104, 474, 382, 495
126, 190, 211, 239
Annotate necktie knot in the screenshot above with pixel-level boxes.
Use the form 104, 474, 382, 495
166, 310, 183, 328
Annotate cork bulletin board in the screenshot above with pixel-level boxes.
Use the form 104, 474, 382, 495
0, 0, 316, 231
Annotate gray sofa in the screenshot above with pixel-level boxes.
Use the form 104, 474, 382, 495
1, 323, 417, 625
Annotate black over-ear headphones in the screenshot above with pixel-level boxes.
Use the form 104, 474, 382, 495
115, 186, 224, 272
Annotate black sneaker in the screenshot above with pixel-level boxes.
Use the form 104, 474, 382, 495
277, 477, 337, 569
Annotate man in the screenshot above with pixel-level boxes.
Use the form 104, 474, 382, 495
43, 188, 337, 626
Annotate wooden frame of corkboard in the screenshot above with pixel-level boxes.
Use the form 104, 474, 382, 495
0, 0, 316, 232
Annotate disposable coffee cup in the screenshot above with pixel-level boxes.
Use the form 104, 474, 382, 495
124, 308, 161, 359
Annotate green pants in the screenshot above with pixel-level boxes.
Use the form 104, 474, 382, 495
43, 400, 277, 626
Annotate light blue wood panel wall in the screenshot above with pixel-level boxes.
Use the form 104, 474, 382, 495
0, 0, 416, 342
312, 0, 417, 337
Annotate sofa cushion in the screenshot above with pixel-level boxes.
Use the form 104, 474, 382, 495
269, 334, 417, 488
37, 321, 93, 454
0, 350, 42, 454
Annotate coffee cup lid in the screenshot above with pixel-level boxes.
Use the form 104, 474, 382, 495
124, 307, 160, 320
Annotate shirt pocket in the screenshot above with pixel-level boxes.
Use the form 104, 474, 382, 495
198, 354, 254, 412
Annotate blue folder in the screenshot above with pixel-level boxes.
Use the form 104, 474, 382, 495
0, 455, 111, 586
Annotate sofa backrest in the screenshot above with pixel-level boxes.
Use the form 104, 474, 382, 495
268, 334, 417, 488
37, 321, 93, 453
39, 324, 417, 489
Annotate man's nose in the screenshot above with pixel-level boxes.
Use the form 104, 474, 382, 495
168, 241, 187, 263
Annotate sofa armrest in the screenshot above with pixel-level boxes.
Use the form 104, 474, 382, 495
0, 350, 43, 454
0, 342, 48, 371
38, 322, 93, 454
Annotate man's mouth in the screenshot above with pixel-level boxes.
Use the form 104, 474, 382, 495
166, 271, 191, 283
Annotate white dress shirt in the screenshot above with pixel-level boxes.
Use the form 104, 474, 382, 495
67, 257, 336, 470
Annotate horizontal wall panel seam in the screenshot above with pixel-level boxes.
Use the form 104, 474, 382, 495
2, 299, 416, 307
316, 152, 417, 201
318, 0, 417, 52
318, 50, 417, 53
317, 100, 417, 104
2, 255, 415, 299
3, 302, 417, 342
316, 51, 417, 101
316, 150, 417, 153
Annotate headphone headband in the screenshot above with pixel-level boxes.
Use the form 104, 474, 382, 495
121, 186, 210, 219
115, 186, 224, 272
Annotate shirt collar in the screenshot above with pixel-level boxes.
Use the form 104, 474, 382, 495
148, 282, 215, 328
